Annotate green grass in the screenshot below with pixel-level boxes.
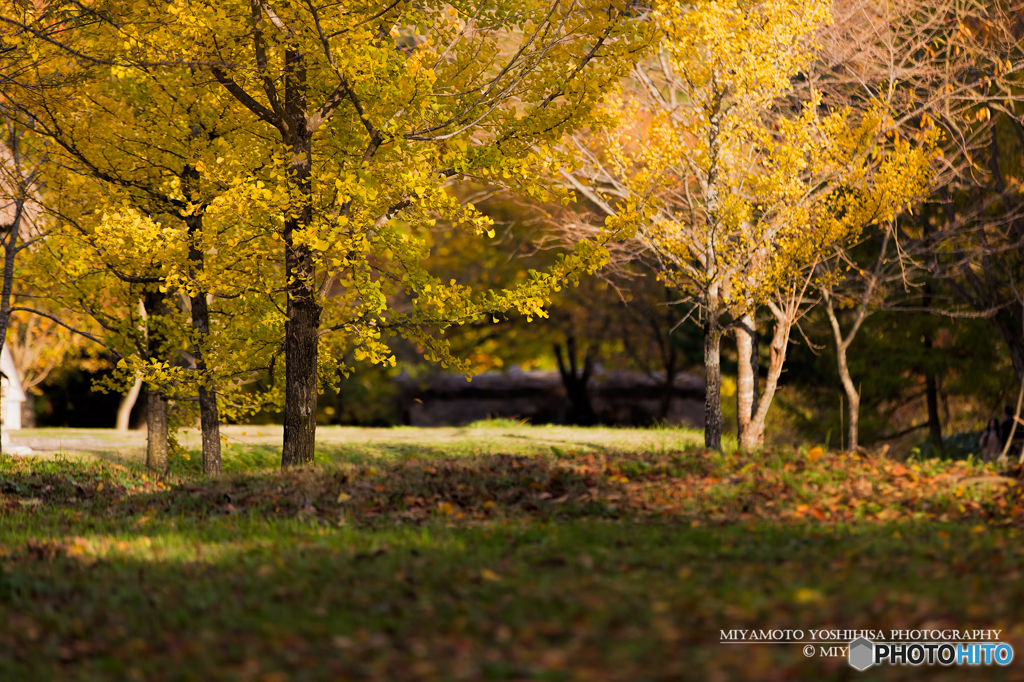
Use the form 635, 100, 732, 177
2, 427, 1023, 680
10, 422, 712, 473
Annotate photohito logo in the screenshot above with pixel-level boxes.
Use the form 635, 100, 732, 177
849, 637, 873, 671
848, 638, 1013, 670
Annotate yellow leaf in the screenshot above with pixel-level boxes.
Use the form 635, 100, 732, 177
336, 492, 351, 503
794, 588, 824, 604
480, 568, 501, 581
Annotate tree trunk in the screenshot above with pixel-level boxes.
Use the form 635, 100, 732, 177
282, 289, 320, 467
184, 212, 222, 475
554, 336, 597, 425
278, 40, 322, 469
917, 219, 942, 449
146, 388, 168, 472
660, 346, 678, 421
198, 382, 221, 474
925, 367, 942, 447
116, 377, 142, 431
279, 146, 320, 467
987, 310, 1024, 388
823, 291, 863, 451
835, 341, 860, 451
703, 310, 723, 451
743, 308, 792, 449
20, 398, 34, 429
142, 291, 170, 470
0, 196, 23, 456
923, 330, 942, 449
703, 92, 725, 452
735, 313, 758, 446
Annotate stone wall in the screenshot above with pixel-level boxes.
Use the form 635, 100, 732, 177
397, 369, 704, 427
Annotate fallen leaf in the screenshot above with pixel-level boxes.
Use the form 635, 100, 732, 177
794, 588, 824, 604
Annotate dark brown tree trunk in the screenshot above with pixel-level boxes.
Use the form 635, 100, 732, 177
184, 204, 222, 474
143, 291, 170, 471
924, 356, 942, 448
978, 115, 1024, 385
660, 346, 678, 421
554, 336, 597, 425
193, 301, 222, 474
282, 289, 320, 466
988, 311, 1024, 386
704, 310, 723, 451
278, 41, 322, 468
921, 283, 942, 449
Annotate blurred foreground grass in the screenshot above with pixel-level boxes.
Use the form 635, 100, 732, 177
2, 425, 1024, 680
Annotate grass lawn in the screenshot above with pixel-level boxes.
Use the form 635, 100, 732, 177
8, 421, 712, 469
2, 423, 1024, 680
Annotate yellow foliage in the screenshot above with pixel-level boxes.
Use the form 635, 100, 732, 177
587, 0, 937, 320
10, 0, 655, 428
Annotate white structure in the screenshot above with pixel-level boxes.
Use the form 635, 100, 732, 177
1, 344, 24, 430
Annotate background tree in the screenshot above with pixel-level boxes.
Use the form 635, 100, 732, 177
812, 0, 1024, 391
0, 106, 53, 451
563, 0, 936, 450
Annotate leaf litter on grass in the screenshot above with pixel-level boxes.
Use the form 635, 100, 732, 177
4, 446, 1016, 527
3, 446, 1024, 681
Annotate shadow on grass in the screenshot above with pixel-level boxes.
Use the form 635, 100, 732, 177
2, 450, 669, 527
1, 515, 1022, 682
3, 451, 1024, 680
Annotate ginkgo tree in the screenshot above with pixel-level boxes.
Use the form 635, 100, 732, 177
109, 0, 654, 467
8, 0, 654, 469
565, 0, 938, 449
13, 50, 282, 473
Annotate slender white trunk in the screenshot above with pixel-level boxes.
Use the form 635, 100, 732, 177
735, 313, 757, 446
116, 377, 142, 431
824, 292, 861, 450
742, 305, 793, 449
